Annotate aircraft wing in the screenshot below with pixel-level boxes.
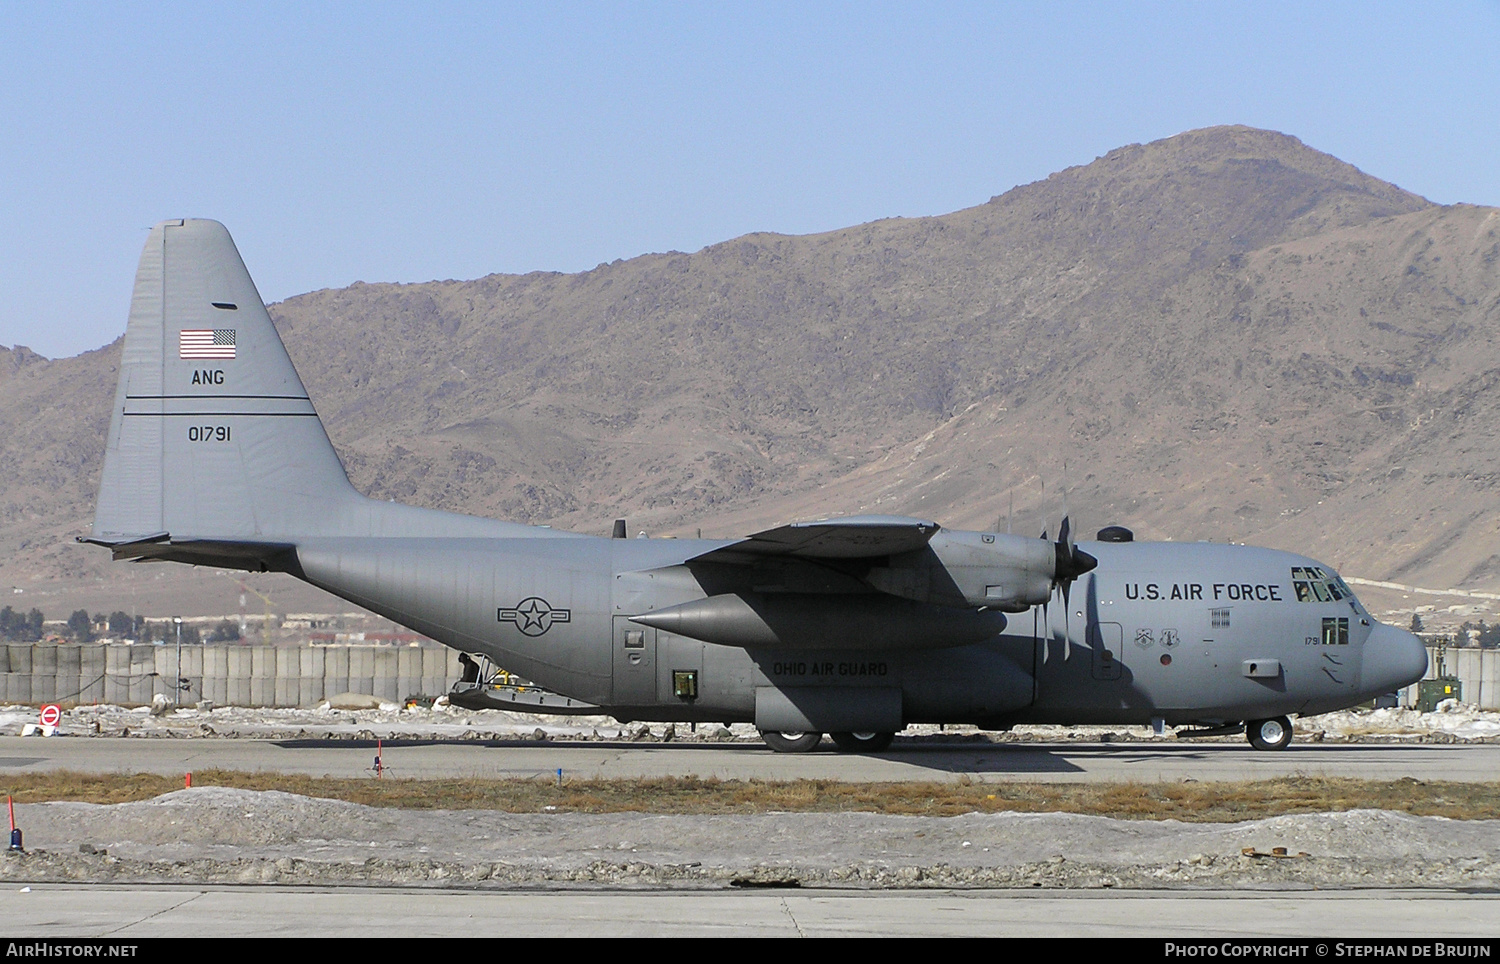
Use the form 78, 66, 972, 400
688, 515, 941, 564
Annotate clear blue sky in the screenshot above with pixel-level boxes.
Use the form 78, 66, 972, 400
3, 1, 1497, 359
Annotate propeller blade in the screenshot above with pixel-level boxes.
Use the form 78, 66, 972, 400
1052, 516, 1097, 588
1061, 578, 1072, 660
1061, 464, 1071, 529
1046, 514, 1096, 661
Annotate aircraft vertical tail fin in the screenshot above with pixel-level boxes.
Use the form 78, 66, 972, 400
92, 219, 565, 558
92, 219, 363, 547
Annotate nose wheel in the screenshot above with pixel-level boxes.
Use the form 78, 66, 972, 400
1246, 716, 1293, 751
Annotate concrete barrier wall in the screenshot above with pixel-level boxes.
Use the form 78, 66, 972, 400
1432, 646, 1499, 709
0, 642, 463, 708
4, 641, 1496, 710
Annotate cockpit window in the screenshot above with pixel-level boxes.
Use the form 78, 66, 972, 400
1292, 566, 1349, 604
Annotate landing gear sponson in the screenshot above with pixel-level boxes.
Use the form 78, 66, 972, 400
762, 721, 1300, 753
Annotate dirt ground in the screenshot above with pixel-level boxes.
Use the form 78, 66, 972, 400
2, 786, 1496, 891
3, 701, 1497, 891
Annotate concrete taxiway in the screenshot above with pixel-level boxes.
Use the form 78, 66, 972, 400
2, 736, 1497, 782
1, 886, 1496, 937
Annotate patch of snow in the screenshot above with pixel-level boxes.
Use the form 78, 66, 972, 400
5, 700, 1497, 743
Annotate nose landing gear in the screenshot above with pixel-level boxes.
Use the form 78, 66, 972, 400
1245, 715, 1294, 751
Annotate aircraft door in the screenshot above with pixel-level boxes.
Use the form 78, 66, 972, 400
1090, 622, 1124, 681
612, 617, 657, 706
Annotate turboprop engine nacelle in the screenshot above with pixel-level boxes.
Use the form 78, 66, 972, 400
630, 592, 1009, 650
864, 529, 1094, 612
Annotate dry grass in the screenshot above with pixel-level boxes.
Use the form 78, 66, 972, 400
1, 771, 1496, 821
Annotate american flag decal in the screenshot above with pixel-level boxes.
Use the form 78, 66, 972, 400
179, 329, 236, 359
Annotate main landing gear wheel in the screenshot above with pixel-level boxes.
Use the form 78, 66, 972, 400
830, 731, 895, 753
759, 730, 823, 753
1246, 716, 1294, 751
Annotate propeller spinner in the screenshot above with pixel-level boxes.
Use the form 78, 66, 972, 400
1039, 516, 1098, 662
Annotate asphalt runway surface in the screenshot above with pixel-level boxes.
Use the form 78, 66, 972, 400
2, 886, 1496, 938
2, 736, 1498, 783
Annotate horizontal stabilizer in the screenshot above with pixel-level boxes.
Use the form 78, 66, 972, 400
77, 533, 296, 571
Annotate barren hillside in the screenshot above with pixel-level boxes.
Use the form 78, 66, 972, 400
3, 126, 1497, 621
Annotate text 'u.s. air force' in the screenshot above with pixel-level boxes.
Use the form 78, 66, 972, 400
1125, 583, 1282, 601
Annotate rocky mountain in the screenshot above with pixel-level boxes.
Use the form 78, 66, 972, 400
4, 125, 1498, 619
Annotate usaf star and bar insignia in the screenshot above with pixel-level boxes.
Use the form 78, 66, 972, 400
498, 597, 572, 636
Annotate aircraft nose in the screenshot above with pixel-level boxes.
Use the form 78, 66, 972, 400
1363, 622, 1429, 694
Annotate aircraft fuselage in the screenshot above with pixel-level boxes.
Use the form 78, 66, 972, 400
291, 534, 1419, 730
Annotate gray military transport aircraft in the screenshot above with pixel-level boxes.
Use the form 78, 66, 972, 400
84, 219, 1429, 752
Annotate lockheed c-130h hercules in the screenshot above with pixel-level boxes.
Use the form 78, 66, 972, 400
84, 220, 1429, 752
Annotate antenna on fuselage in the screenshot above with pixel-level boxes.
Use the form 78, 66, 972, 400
612, 519, 627, 539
